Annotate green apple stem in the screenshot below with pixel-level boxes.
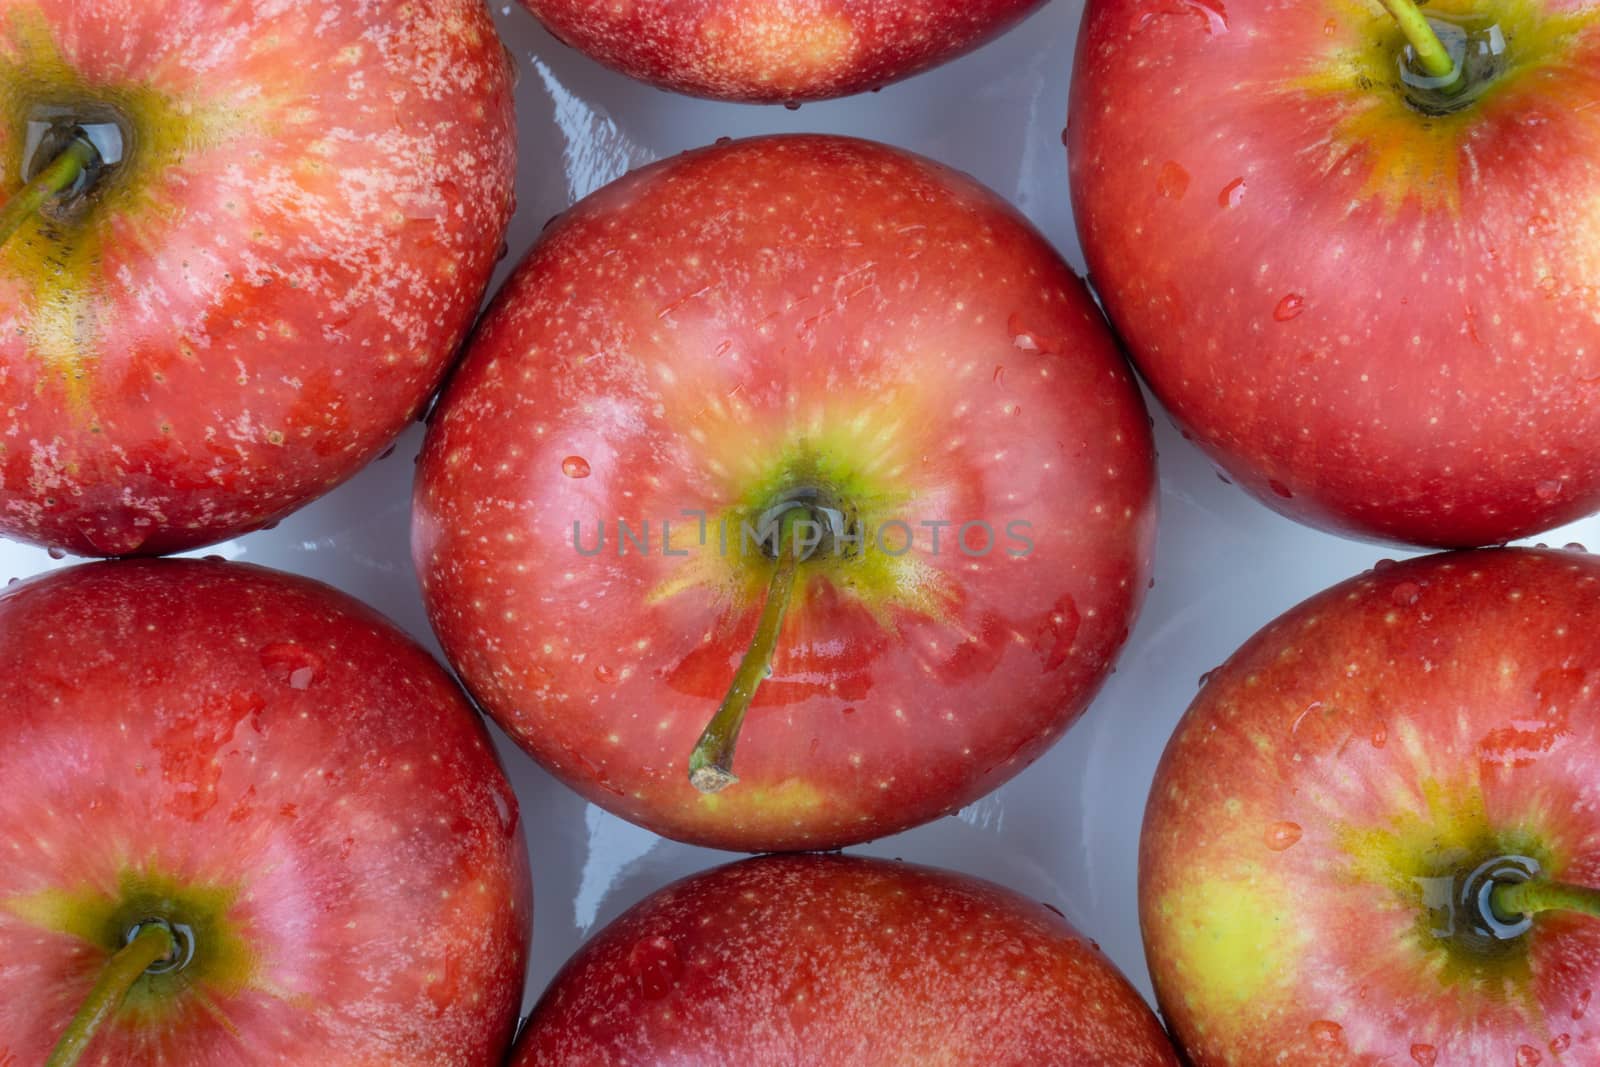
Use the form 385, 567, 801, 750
688, 509, 805, 794
1378, 0, 1459, 82
46, 922, 177, 1067
1492, 878, 1600, 923
0, 133, 99, 250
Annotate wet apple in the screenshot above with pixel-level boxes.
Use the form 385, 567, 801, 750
414, 134, 1157, 851
1143, 548, 1600, 1063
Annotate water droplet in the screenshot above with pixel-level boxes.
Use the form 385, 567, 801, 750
1550, 1034, 1572, 1054
993, 364, 1006, 384
1410, 1045, 1438, 1066
46, 546, 66, 560
1392, 581, 1422, 606
1517, 1045, 1543, 1067
1265, 821, 1303, 851
1157, 160, 1191, 200
1309, 1020, 1343, 1046
1218, 176, 1247, 208
594, 664, 615, 684
1565, 542, 1588, 554
1198, 668, 1217, 688
1537, 275, 1560, 299
78, 509, 151, 556
260, 643, 325, 690
1536, 479, 1562, 501
1374, 558, 1397, 572
1008, 312, 1049, 353
561, 456, 591, 479
1037, 596, 1082, 671
784, 101, 801, 111
626, 936, 683, 1000
1268, 479, 1294, 499
1574, 989, 1592, 1020
715, 135, 733, 146
1324, 17, 1339, 35
1135, 0, 1229, 34
1371, 721, 1389, 748
841, 706, 856, 716
1528, 214, 1557, 238
1273, 293, 1306, 322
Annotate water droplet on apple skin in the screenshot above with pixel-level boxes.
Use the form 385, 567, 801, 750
1410, 1044, 1438, 1066
627, 936, 683, 1000
1517, 1044, 1543, 1067
1392, 581, 1423, 606
259, 643, 326, 690
1536, 479, 1563, 502
1550, 1034, 1572, 1054
46, 546, 66, 560
1268, 479, 1294, 499
561, 456, 592, 479
1157, 160, 1190, 200
1264, 821, 1303, 851
1218, 176, 1247, 208
1308, 1019, 1343, 1046
1273, 293, 1306, 322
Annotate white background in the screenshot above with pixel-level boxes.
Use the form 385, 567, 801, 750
7, 0, 1598, 1014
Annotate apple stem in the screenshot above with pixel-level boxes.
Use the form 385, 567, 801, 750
1378, 0, 1459, 82
0, 133, 99, 250
688, 509, 806, 794
46, 921, 177, 1067
1492, 878, 1600, 924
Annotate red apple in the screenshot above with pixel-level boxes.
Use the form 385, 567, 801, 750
1142, 547, 1600, 1064
520, 0, 1045, 103
1069, 0, 1600, 547
512, 853, 1180, 1065
413, 134, 1157, 852
0, 559, 532, 1064
0, 0, 516, 557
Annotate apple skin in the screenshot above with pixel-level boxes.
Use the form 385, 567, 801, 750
1142, 548, 1600, 1065
0, 0, 516, 557
413, 134, 1157, 852
512, 853, 1180, 1065
520, 0, 1045, 103
1069, 0, 1600, 548
0, 559, 532, 1064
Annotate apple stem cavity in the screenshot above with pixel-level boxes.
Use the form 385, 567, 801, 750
688, 509, 807, 795
1378, 0, 1460, 84
1492, 878, 1600, 925
46, 920, 179, 1067
0, 132, 100, 250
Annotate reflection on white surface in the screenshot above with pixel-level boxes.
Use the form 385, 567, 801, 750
6, 0, 1600, 1022
532, 58, 655, 203
573, 806, 660, 935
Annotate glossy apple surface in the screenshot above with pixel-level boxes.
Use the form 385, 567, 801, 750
1070, 0, 1600, 547
0, 559, 531, 1063
0, 0, 516, 557
414, 134, 1157, 852
1142, 548, 1600, 1064
512, 853, 1180, 1065
520, 0, 1044, 102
